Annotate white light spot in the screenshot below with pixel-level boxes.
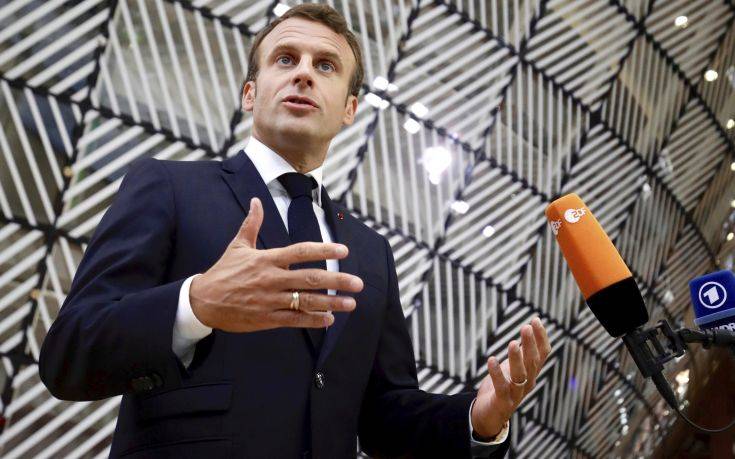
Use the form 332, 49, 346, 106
451, 200, 470, 214
728, 232, 734, 242
674, 15, 688, 28
372, 76, 389, 91
422, 146, 452, 183
727, 119, 734, 130
482, 225, 496, 238
273, 3, 290, 16
403, 118, 421, 134
365, 93, 389, 110
641, 182, 652, 199
704, 69, 719, 82
410, 102, 429, 118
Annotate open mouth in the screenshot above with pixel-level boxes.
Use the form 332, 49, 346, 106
283, 96, 318, 109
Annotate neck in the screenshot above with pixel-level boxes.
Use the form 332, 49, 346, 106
252, 131, 327, 174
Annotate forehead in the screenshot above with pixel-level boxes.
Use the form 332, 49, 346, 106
260, 17, 354, 64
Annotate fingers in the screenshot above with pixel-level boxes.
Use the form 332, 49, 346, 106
521, 324, 540, 388
487, 357, 510, 401
276, 268, 364, 293
269, 309, 335, 329
234, 198, 263, 248
507, 340, 527, 402
264, 291, 356, 313
268, 242, 350, 268
478, 319, 551, 428
531, 317, 551, 360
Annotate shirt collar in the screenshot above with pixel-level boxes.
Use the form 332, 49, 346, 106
244, 136, 324, 207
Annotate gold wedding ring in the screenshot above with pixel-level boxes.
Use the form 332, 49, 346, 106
290, 291, 300, 311
511, 378, 527, 387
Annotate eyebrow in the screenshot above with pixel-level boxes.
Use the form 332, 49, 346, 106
269, 43, 344, 69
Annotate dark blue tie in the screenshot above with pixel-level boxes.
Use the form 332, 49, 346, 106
278, 172, 326, 351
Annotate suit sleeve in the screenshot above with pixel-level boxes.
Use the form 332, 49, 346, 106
39, 158, 188, 401
357, 237, 510, 458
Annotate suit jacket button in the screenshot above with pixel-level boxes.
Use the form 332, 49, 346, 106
314, 371, 325, 390
131, 376, 154, 393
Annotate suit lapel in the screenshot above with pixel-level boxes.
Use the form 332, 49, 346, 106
317, 188, 359, 368
220, 151, 290, 251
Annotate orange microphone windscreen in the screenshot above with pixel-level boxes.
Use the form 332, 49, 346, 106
545, 193, 648, 337
545, 194, 631, 299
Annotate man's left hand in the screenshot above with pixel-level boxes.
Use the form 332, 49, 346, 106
470, 317, 551, 440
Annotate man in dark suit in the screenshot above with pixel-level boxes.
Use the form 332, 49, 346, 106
39, 4, 550, 458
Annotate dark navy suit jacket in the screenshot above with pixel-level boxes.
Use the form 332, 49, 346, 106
38, 151, 511, 458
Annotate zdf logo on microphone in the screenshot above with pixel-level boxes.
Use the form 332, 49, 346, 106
564, 208, 586, 224
550, 220, 562, 235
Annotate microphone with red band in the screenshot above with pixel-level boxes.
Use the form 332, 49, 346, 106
544, 193, 648, 337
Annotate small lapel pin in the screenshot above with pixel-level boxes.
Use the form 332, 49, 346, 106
337, 212, 344, 220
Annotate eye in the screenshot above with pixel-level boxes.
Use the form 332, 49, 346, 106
277, 55, 294, 65
318, 61, 335, 72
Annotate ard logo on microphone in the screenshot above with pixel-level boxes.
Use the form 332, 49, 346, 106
564, 208, 586, 224
698, 281, 727, 309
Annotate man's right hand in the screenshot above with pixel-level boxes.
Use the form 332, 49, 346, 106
189, 197, 363, 333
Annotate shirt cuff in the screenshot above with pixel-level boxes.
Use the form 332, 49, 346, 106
468, 398, 510, 446
172, 274, 213, 367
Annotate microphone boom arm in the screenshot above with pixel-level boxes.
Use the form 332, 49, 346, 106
621, 319, 735, 432
621, 320, 735, 380
677, 327, 735, 348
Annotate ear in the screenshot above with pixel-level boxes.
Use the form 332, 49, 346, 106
242, 81, 256, 112
342, 94, 358, 125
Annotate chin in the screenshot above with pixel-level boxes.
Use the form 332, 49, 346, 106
275, 120, 324, 138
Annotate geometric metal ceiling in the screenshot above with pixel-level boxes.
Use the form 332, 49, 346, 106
0, 0, 734, 457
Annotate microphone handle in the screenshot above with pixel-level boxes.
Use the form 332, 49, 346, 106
677, 327, 735, 347
651, 372, 678, 411
621, 322, 735, 430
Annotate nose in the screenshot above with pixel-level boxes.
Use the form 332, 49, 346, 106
292, 58, 314, 89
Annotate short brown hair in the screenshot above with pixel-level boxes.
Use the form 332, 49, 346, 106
244, 3, 364, 98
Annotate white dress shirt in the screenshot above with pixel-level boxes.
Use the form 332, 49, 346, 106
170, 136, 508, 450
